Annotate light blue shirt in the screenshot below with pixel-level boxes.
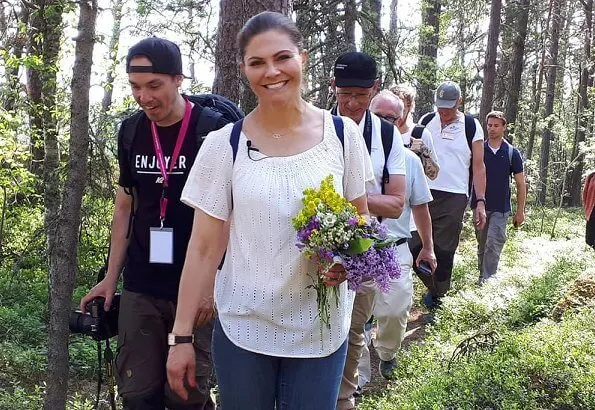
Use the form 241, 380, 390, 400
383, 149, 433, 239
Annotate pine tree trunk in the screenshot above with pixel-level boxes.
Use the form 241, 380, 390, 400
100, 0, 123, 117
384, 0, 400, 85
344, 0, 357, 50
212, 0, 293, 113
503, 0, 531, 143
416, 0, 441, 117
43, 0, 97, 408
361, 0, 383, 63
26, 0, 63, 184
538, 0, 566, 204
566, 0, 593, 206
526, 1, 552, 160
479, 0, 502, 134
389, 0, 399, 35
25, 0, 64, 255
212, 0, 244, 103
1, 4, 28, 111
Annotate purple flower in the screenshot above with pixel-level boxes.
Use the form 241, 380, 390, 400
342, 245, 400, 292
317, 248, 334, 262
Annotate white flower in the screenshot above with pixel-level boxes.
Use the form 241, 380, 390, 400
322, 213, 337, 227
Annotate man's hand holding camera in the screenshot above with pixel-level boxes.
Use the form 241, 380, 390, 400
80, 277, 118, 312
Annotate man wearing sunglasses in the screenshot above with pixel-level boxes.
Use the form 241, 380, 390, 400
330, 51, 407, 410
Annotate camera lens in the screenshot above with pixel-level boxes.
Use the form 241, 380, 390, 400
69, 310, 96, 335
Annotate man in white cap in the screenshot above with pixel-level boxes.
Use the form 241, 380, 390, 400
410, 80, 486, 309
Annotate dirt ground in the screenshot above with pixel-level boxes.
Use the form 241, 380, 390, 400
356, 306, 429, 401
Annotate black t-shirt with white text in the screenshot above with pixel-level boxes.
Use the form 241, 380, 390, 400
118, 105, 200, 301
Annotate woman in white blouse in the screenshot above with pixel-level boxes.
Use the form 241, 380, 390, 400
166, 11, 373, 409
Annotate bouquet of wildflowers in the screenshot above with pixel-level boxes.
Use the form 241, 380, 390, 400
292, 175, 401, 327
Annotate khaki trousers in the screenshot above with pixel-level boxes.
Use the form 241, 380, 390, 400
337, 243, 412, 409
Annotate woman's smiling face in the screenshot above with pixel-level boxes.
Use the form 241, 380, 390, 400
241, 29, 306, 105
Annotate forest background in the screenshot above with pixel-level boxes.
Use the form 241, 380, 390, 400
0, 0, 594, 409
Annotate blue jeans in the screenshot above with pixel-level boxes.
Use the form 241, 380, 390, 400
212, 319, 347, 410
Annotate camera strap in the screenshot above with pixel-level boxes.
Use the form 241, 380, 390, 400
95, 339, 117, 410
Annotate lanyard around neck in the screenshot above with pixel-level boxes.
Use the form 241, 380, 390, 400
150, 99, 192, 227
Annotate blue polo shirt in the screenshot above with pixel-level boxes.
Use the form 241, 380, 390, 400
471, 140, 523, 213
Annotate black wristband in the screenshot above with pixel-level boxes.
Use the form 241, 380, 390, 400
476, 198, 486, 204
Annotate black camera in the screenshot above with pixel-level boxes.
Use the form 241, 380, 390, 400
417, 261, 433, 277
69, 295, 120, 341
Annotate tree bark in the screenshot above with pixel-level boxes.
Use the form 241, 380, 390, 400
479, 0, 503, 134
361, 0, 383, 62
389, 0, 399, 35
538, 0, 566, 204
100, 0, 123, 117
502, 0, 531, 143
526, 1, 552, 160
384, 0, 399, 86
212, 0, 293, 113
344, 0, 357, 50
1, 4, 29, 111
43, 0, 97, 407
415, 0, 441, 117
26, 0, 63, 183
566, 0, 593, 206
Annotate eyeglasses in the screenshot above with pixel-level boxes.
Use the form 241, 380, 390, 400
376, 114, 401, 124
336, 92, 371, 103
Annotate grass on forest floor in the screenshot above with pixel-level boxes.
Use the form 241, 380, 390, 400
0, 207, 593, 409
358, 208, 595, 410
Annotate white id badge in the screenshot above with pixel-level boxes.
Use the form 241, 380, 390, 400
149, 227, 174, 264
441, 130, 455, 140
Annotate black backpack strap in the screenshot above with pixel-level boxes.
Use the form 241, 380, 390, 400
411, 124, 425, 139
118, 114, 143, 240
230, 119, 244, 164
120, 111, 143, 155
419, 112, 435, 127
332, 115, 344, 148
464, 114, 477, 150
379, 119, 394, 195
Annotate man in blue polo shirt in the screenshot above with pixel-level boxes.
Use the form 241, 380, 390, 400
471, 111, 526, 282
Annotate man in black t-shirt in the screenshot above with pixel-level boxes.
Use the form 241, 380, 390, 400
80, 38, 224, 410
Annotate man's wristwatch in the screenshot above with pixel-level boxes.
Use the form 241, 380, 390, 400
476, 198, 486, 205
168, 333, 194, 346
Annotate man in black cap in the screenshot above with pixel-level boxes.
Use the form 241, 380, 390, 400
79, 37, 224, 409
330, 51, 407, 410
411, 80, 487, 308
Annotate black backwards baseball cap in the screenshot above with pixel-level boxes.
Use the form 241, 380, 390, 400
126, 37, 184, 76
333, 51, 377, 88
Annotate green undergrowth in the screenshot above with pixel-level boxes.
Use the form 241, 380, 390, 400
361, 231, 595, 409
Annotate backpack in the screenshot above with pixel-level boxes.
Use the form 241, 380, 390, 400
120, 94, 245, 155
411, 124, 426, 140
420, 112, 477, 195
118, 94, 244, 238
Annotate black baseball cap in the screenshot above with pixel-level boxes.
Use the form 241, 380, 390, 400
333, 52, 377, 88
126, 37, 184, 76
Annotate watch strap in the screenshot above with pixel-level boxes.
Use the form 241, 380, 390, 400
168, 333, 194, 346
